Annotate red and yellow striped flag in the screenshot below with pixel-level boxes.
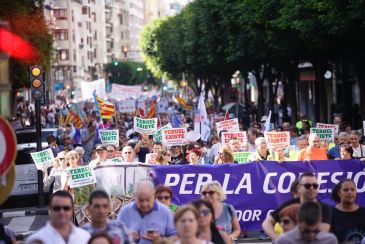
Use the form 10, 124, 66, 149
175, 95, 193, 110
95, 95, 115, 119
146, 100, 157, 119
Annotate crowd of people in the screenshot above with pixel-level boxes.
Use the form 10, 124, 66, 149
3, 99, 365, 244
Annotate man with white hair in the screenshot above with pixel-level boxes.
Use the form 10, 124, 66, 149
248, 137, 275, 161
297, 133, 328, 161
117, 180, 176, 243
328, 132, 349, 159
122, 145, 138, 163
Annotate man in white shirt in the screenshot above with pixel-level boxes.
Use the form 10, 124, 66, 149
26, 191, 90, 244
349, 131, 365, 159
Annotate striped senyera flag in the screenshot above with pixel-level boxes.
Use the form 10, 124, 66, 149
95, 95, 115, 119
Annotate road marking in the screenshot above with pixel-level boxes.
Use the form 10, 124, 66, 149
7, 216, 35, 233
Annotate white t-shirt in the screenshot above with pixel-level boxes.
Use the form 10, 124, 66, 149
352, 145, 365, 158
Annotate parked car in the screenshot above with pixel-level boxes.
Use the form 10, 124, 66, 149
10, 128, 57, 196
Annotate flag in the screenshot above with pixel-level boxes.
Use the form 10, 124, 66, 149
146, 100, 157, 119
263, 110, 272, 132
58, 113, 65, 126
171, 114, 182, 128
194, 93, 211, 141
68, 110, 84, 128
224, 109, 230, 120
93, 92, 115, 119
175, 95, 193, 110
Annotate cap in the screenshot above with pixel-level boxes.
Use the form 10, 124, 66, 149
95, 144, 107, 151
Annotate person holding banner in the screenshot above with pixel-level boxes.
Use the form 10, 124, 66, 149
156, 148, 172, 165
336, 145, 354, 160
214, 145, 236, 164
228, 138, 241, 153
248, 137, 275, 162
200, 181, 241, 242
330, 179, 365, 243
43, 151, 68, 193
81, 121, 99, 163
134, 134, 153, 163
188, 149, 201, 165
349, 131, 365, 159
296, 133, 328, 161
328, 132, 349, 159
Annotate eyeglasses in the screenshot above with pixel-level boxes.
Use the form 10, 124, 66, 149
52, 205, 72, 212
59, 158, 65, 161
301, 183, 319, 190
280, 218, 291, 225
124, 151, 132, 154
202, 191, 216, 196
199, 209, 211, 217
157, 195, 171, 201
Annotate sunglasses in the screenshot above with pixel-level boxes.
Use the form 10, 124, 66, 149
301, 183, 319, 190
157, 195, 171, 201
59, 158, 65, 161
280, 218, 291, 225
202, 191, 216, 196
52, 205, 72, 212
199, 209, 211, 217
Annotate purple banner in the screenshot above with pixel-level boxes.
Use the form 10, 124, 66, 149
151, 160, 365, 230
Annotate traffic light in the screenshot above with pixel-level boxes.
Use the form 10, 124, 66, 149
30, 65, 44, 100
122, 46, 128, 58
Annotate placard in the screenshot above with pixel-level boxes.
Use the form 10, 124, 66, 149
221, 131, 247, 144
233, 152, 252, 164
316, 123, 339, 134
310, 128, 335, 143
265, 131, 291, 151
30, 148, 55, 170
99, 129, 119, 147
162, 128, 188, 146
145, 153, 157, 164
216, 118, 240, 134
120, 99, 136, 113
68, 166, 96, 188
134, 117, 158, 135
153, 123, 172, 142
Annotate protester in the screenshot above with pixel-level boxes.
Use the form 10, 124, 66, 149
228, 138, 241, 153
152, 142, 163, 153
81, 121, 99, 163
43, 151, 68, 193
117, 180, 177, 243
155, 185, 179, 212
278, 204, 300, 233
188, 149, 201, 165
214, 144, 235, 164
47, 134, 60, 157
330, 179, 365, 243
275, 202, 338, 244
89, 145, 108, 168
134, 134, 153, 162
336, 144, 354, 160
208, 130, 227, 161
75, 146, 85, 165
87, 233, 113, 244
121, 145, 137, 163
262, 172, 332, 241
156, 148, 172, 165
173, 205, 212, 244
200, 181, 241, 241
104, 144, 116, 159
191, 200, 232, 244
296, 133, 328, 161
26, 191, 90, 244
82, 190, 133, 243
296, 136, 308, 151
209, 135, 219, 146
246, 128, 259, 152
248, 137, 274, 161
328, 132, 349, 159
59, 133, 74, 152
170, 146, 187, 165
349, 131, 365, 159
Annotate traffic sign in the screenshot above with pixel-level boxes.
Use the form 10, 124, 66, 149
0, 116, 17, 177
0, 165, 15, 205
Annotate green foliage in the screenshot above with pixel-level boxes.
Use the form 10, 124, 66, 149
0, 0, 54, 90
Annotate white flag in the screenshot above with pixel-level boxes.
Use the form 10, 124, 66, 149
194, 93, 211, 141
263, 110, 272, 132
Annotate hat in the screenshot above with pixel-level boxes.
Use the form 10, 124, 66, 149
261, 116, 267, 122
95, 144, 107, 151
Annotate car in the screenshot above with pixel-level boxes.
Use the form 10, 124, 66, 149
10, 128, 57, 196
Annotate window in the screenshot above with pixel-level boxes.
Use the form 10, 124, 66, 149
56, 50, 69, 61
92, 12, 96, 22
54, 9, 67, 20
82, 6, 88, 15
119, 14, 123, 24
121, 31, 124, 39
54, 29, 68, 40
94, 31, 97, 40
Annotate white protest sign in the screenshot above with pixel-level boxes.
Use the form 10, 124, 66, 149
68, 166, 96, 188
145, 153, 157, 164
211, 116, 225, 126
265, 131, 291, 151
99, 129, 119, 147
310, 128, 335, 143
80, 79, 106, 101
157, 97, 169, 113
134, 117, 158, 135
221, 131, 247, 145
153, 123, 172, 142
120, 99, 136, 113
316, 123, 339, 134
216, 118, 240, 134
162, 128, 188, 146
30, 148, 55, 170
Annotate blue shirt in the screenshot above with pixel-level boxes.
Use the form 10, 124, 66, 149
117, 201, 176, 244
328, 145, 340, 159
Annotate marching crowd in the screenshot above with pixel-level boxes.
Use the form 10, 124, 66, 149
3, 101, 365, 244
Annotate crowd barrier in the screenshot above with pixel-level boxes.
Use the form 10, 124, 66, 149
93, 160, 365, 230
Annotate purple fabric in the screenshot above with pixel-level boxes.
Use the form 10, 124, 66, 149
151, 160, 365, 230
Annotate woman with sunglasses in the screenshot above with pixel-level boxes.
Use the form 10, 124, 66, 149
191, 200, 232, 244
200, 181, 241, 242
155, 185, 179, 213
331, 179, 365, 243
156, 148, 172, 165
214, 145, 236, 164
43, 151, 68, 193
278, 204, 300, 233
